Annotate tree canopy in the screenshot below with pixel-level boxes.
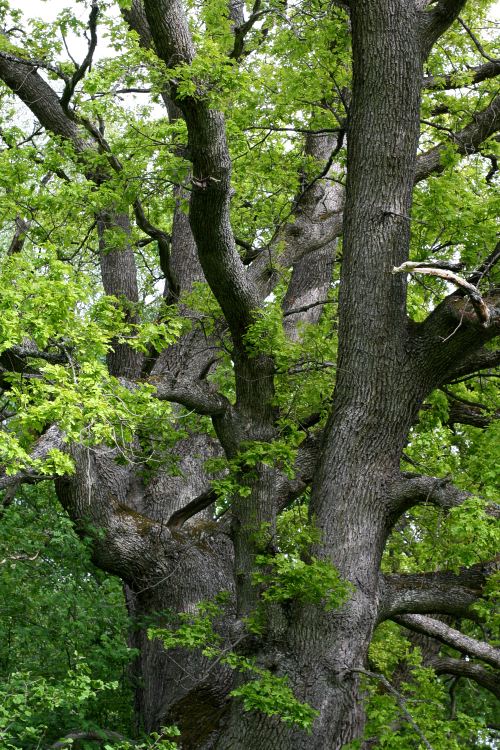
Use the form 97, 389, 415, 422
0, 0, 499, 748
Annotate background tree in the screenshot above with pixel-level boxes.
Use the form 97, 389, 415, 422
0, 0, 499, 748
0, 484, 135, 748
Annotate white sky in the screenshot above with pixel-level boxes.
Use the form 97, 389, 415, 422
5, 0, 500, 104
8, 0, 500, 50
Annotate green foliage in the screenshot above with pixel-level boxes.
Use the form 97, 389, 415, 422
0, 0, 498, 745
275, 502, 319, 554
0, 483, 135, 746
148, 593, 319, 732
103, 726, 181, 750
0, 666, 179, 749
207, 428, 304, 505
0, 248, 184, 476
364, 626, 498, 750
243, 281, 339, 421
383, 498, 500, 575
252, 553, 351, 611
229, 670, 318, 732
0, 663, 118, 749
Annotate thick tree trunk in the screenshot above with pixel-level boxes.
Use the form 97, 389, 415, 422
2, 1, 498, 749
54, 439, 235, 747
213, 4, 426, 747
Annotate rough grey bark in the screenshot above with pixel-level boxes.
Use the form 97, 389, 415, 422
1, 0, 499, 748
219, 2, 426, 745
394, 615, 500, 668
429, 657, 500, 700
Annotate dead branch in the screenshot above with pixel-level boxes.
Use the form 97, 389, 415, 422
393, 262, 490, 326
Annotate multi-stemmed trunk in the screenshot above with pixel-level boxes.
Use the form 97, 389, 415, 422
1, 1, 499, 748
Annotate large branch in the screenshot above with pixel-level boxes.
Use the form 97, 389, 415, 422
411, 286, 500, 390
142, 0, 259, 347
415, 94, 500, 183
422, 60, 500, 91
152, 377, 230, 416
388, 472, 471, 515
0, 425, 63, 490
388, 471, 500, 524
0, 50, 144, 378
0, 53, 85, 144
394, 614, 500, 668
428, 656, 500, 699
419, 0, 468, 58
445, 348, 500, 383
380, 559, 499, 620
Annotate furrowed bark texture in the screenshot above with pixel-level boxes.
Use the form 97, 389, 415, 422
2, 1, 500, 748
213, 3, 429, 748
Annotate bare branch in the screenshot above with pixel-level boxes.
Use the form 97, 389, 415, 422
167, 488, 217, 529
415, 94, 500, 183
152, 377, 230, 416
350, 668, 435, 750
420, 0, 468, 57
0, 549, 41, 565
428, 656, 500, 699
393, 262, 491, 326
60, 1, 99, 111
458, 17, 499, 64
246, 126, 343, 135
283, 299, 336, 317
422, 60, 500, 90
394, 614, 500, 668
467, 240, 500, 285
380, 559, 499, 620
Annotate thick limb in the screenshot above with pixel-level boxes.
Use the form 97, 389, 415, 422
394, 614, 500, 668
428, 656, 500, 699
380, 560, 498, 620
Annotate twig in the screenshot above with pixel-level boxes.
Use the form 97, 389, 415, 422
60, 2, 99, 111
458, 17, 499, 64
351, 668, 435, 750
283, 299, 336, 316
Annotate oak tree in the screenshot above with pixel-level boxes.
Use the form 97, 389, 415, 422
0, 0, 499, 747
